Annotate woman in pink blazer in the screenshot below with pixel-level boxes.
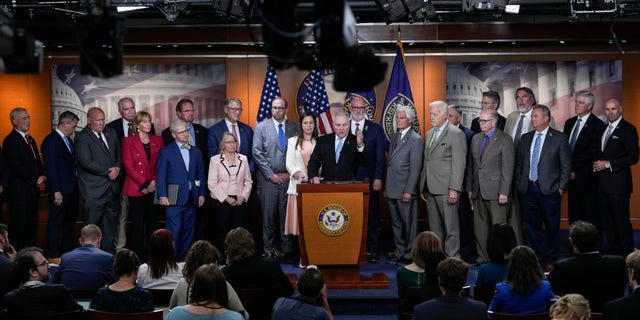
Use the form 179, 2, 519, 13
122, 111, 164, 259
208, 132, 252, 251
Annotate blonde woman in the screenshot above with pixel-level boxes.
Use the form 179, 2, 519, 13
550, 294, 591, 320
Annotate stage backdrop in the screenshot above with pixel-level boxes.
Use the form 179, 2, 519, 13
51, 64, 226, 132
446, 61, 623, 129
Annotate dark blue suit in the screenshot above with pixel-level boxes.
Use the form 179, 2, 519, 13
156, 142, 206, 261
41, 130, 78, 258
53, 244, 117, 289
207, 119, 254, 171
604, 287, 640, 320
413, 292, 488, 320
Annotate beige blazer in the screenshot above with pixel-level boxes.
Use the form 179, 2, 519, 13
286, 136, 316, 195
207, 153, 252, 202
419, 122, 467, 195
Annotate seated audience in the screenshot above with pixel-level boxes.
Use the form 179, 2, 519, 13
170, 240, 248, 319
91, 248, 154, 313
475, 223, 517, 288
413, 257, 488, 320
0, 223, 17, 285
488, 245, 554, 314
167, 263, 243, 320
272, 267, 334, 320
550, 294, 591, 320
137, 228, 184, 289
53, 224, 117, 289
4, 247, 82, 316
222, 227, 293, 295
603, 250, 640, 320
548, 220, 626, 312
396, 231, 445, 313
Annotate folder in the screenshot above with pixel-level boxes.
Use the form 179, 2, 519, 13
154, 184, 179, 205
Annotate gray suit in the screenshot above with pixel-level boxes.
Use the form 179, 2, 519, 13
465, 129, 514, 261
419, 122, 467, 257
75, 126, 122, 252
252, 118, 298, 255
386, 129, 424, 260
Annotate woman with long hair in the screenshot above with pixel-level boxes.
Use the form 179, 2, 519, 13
137, 228, 184, 289
488, 245, 555, 314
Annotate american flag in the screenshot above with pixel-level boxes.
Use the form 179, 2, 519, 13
303, 69, 332, 135
257, 63, 281, 123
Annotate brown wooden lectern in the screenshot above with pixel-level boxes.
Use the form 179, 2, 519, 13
296, 182, 389, 289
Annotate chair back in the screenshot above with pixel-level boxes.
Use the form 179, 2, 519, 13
67, 288, 98, 300
473, 285, 495, 306
235, 285, 290, 320
488, 311, 549, 320
590, 313, 603, 320
87, 309, 163, 320
148, 289, 173, 307
4, 310, 85, 320
397, 285, 441, 314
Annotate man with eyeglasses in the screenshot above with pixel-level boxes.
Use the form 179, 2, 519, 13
4, 247, 82, 316
208, 98, 254, 171
470, 90, 506, 133
465, 109, 514, 263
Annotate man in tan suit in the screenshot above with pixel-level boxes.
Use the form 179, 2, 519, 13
466, 109, 515, 263
420, 100, 467, 258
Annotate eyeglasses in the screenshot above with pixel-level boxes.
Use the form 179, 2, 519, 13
226, 107, 243, 113
478, 119, 495, 124
35, 260, 49, 268
176, 129, 190, 135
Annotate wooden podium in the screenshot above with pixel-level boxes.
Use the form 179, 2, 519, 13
296, 182, 389, 289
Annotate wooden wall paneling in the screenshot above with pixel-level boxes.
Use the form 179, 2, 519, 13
226, 58, 250, 125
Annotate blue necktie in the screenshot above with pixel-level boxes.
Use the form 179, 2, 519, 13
278, 123, 285, 152
479, 134, 489, 159
335, 138, 343, 163
64, 136, 74, 154
569, 118, 581, 150
531, 133, 542, 181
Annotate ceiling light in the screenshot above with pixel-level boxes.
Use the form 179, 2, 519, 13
116, 6, 149, 13
504, 4, 520, 14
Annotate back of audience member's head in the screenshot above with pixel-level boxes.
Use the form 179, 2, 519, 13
297, 267, 325, 298
183, 240, 221, 283
80, 224, 102, 244
148, 228, 178, 279
0, 223, 9, 246
487, 223, 517, 264
13, 247, 44, 284
225, 227, 255, 264
114, 248, 140, 277
505, 245, 543, 296
436, 257, 469, 293
550, 294, 591, 320
626, 250, 640, 285
190, 263, 229, 308
569, 221, 599, 253
411, 231, 443, 269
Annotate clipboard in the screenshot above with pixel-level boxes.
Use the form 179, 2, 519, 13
154, 184, 179, 205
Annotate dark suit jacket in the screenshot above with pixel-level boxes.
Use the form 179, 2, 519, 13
222, 256, 294, 295
355, 120, 387, 181
471, 114, 506, 133
41, 130, 77, 195
156, 142, 206, 206
563, 114, 606, 186
4, 284, 82, 316
466, 129, 514, 200
385, 130, 423, 199
604, 287, 640, 320
413, 292, 488, 320
308, 133, 368, 182
0, 251, 13, 285
53, 244, 117, 289
598, 118, 639, 195
75, 126, 122, 199
548, 252, 626, 312
515, 127, 571, 195
106, 117, 156, 143
207, 119, 254, 170
2, 130, 45, 201
162, 122, 208, 167
121, 134, 163, 197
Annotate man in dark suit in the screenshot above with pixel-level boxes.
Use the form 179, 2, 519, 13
385, 106, 423, 264
157, 119, 206, 261
413, 257, 488, 320
0, 223, 16, 285
515, 105, 571, 268
349, 95, 387, 262
593, 98, 639, 256
252, 97, 298, 262
105, 97, 155, 249
4, 247, 82, 316
604, 250, 640, 320
466, 109, 514, 263
563, 91, 606, 226
2, 107, 46, 250
548, 221, 626, 313
75, 107, 122, 253
309, 112, 367, 183
208, 98, 254, 170
53, 224, 117, 289
470, 90, 506, 133
41, 111, 79, 258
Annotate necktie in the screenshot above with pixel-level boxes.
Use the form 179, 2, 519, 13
64, 136, 74, 154
569, 118, 581, 150
231, 123, 240, 151
391, 131, 401, 152
514, 114, 525, 146
335, 138, 343, 163
278, 123, 285, 152
603, 124, 614, 150
97, 132, 108, 150
188, 127, 195, 146
480, 134, 489, 159
428, 128, 439, 151
355, 123, 360, 136
126, 122, 135, 137
181, 144, 191, 149
24, 134, 36, 159
531, 133, 542, 181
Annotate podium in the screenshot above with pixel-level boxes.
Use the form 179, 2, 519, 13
296, 182, 389, 289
